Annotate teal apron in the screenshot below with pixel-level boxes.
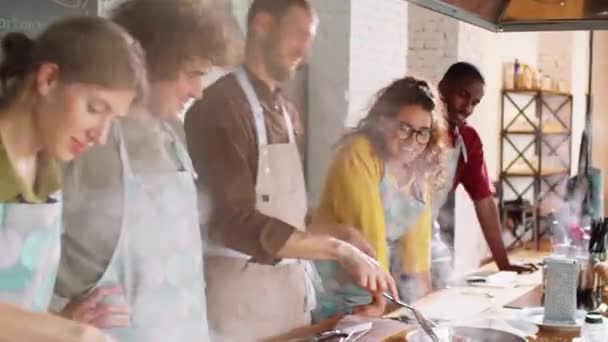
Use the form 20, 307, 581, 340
90, 122, 208, 341
0, 197, 62, 312
313, 164, 427, 320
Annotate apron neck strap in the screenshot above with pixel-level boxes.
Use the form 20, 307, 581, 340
114, 120, 196, 179
234, 66, 295, 146
0, 203, 5, 226
453, 126, 468, 164
114, 121, 134, 178
162, 122, 197, 178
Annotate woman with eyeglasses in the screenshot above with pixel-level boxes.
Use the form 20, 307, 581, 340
311, 76, 450, 320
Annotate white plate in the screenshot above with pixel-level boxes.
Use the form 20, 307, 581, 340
518, 307, 600, 331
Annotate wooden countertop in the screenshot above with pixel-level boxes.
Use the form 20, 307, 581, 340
273, 250, 586, 341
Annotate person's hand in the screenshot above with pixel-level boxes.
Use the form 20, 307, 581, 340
336, 241, 398, 300
352, 292, 387, 317
500, 262, 539, 274
60, 285, 130, 329
308, 223, 376, 258
0, 302, 117, 342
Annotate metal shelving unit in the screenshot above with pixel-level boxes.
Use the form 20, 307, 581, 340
499, 89, 573, 250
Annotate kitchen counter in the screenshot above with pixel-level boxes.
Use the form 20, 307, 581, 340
272, 250, 587, 341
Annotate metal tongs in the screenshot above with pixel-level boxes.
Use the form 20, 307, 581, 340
289, 321, 372, 342
313, 329, 349, 342
383, 292, 439, 342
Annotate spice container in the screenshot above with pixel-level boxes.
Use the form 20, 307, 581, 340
581, 313, 606, 342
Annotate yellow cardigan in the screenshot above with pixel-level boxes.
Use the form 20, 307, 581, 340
314, 134, 432, 274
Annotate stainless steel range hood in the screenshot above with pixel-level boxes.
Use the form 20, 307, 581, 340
406, 0, 608, 32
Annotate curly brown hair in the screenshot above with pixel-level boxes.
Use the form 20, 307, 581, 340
112, 0, 243, 81
344, 76, 450, 192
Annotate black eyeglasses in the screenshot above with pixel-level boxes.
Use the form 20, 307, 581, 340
397, 123, 432, 145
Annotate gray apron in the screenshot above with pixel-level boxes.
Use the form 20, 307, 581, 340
204, 66, 315, 341
430, 126, 467, 288
0, 197, 62, 312
90, 122, 208, 341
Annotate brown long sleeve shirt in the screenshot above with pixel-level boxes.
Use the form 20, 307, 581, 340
185, 68, 304, 264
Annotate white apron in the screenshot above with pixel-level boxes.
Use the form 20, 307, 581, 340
90, 122, 209, 342
204, 66, 314, 341
0, 197, 61, 312
430, 125, 467, 288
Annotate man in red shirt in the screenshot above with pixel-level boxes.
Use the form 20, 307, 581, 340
437, 62, 536, 273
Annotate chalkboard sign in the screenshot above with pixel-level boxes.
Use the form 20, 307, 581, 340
0, 0, 98, 38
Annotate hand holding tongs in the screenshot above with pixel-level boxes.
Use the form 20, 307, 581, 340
383, 292, 439, 342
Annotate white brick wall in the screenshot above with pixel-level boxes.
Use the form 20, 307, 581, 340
407, 4, 458, 85
347, 0, 408, 127
307, 0, 408, 204
307, 0, 352, 205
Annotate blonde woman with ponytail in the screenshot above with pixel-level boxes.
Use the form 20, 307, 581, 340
0, 16, 146, 341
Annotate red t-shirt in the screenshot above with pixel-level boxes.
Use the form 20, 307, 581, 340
451, 122, 493, 201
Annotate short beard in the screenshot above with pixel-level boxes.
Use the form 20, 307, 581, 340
262, 37, 292, 83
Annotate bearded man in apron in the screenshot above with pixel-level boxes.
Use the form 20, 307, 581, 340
185, 0, 398, 340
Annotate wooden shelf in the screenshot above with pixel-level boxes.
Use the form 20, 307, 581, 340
503, 168, 569, 177
500, 88, 572, 251
505, 129, 569, 135
505, 122, 570, 135
502, 88, 572, 97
